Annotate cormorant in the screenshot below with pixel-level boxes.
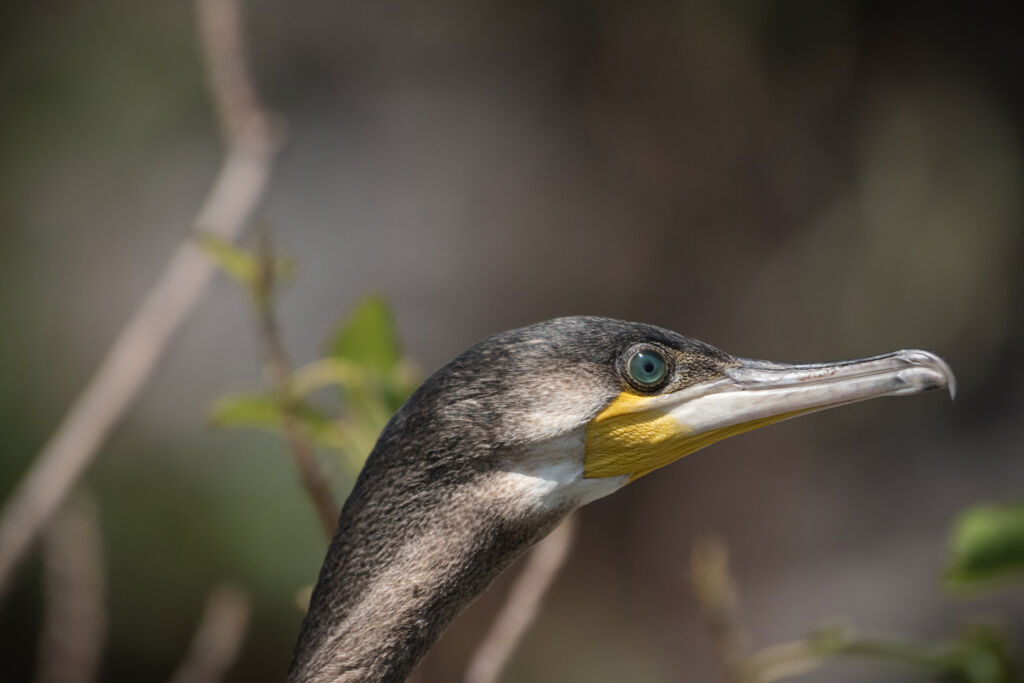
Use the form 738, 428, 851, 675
289, 316, 954, 682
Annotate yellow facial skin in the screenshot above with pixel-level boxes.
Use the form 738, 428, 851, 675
583, 391, 801, 481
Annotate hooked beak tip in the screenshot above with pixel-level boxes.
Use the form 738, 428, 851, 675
898, 349, 956, 400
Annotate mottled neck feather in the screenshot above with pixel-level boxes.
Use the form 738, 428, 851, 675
288, 460, 568, 682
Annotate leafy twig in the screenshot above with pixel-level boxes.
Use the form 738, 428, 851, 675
250, 234, 339, 536
0, 0, 280, 596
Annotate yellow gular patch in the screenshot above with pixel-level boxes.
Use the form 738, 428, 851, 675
583, 393, 683, 480
584, 392, 804, 481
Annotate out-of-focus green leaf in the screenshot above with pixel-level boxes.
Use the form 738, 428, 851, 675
210, 393, 280, 429
209, 393, 347, 453
952, 623, 1017, 683
290, 358, 366, 397
945, 502, 1024, 590
329, 296, 401, 371
274, 253, 297, 281
292, 355, 418, 410
381, 359, 420, 412
196, 233, 258, 287
295, 412, 347, 453
197, 232, 296, 298
745, 620, 1018, 683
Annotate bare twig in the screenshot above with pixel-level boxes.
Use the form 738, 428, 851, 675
0, 0, 280, 596
195, 0, 273, 147
690, 535, 749, 683
739, 639, 824, 683
168, 583, 252, 683
280, 419, 339, 535
462, 514, 577, 683
252, 235, 339, 535
35, 493, 106, 683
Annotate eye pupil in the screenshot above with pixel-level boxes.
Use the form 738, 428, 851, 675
627, 349, 667, 388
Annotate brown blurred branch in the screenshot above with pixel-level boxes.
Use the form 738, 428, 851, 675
35, 493, 106, 683
690, 535, 749, 683
738, 638, 825, 683
168, 583, 252, 683
196, 0, 274, 147
252, 235, 339, 536
0, 0, 280, 596
462, 514, 576, 683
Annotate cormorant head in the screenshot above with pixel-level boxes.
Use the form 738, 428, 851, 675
296, 316, 955, 681
384, 316, 954, 519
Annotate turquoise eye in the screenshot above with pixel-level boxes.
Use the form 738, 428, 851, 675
627, 349, 668, 388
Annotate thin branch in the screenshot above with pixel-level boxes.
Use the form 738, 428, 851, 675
35, 492, 106, 683
168, 583, 252, 683
195, 0, 274, 148
462, 514, 577, 683
281, 417, 340, 535
0, 0, 280, 597
738, 639, 824, 683
690, 535, 749, 683
252, 235, 339, 536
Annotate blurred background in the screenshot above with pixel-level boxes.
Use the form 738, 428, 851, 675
1, 0, 1022, 681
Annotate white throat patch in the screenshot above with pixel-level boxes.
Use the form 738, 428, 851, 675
492, 430, 629, 514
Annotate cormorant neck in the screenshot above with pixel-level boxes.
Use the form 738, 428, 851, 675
288, 469, 569, 682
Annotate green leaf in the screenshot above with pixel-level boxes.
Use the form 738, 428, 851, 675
196, 232, 258, 287
945, 502, 1024, 590
952, 623, 1017, 683
329, 296, 402, 371
209, 393, 281, 430
196, 232, 295, 299
294, 411, 347, 452
289, 358, 366, 397
209, 393, 347, 452
291, 356, 418, 412
381, 359, 420, 412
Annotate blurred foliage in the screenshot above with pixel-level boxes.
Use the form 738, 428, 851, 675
946, 502, 1024, 591
330, 296, 403, 372
199, 234, 420, 482
196, 232, 295, 306
762, 621, 1019, 683
196, 233, 262, 290
698, 501, 1023, 683
324, 296, 420, 467
210, 393, 348, 452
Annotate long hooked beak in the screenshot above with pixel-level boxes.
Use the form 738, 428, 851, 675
681, 349, 957, 432
584, 349, 955, 480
